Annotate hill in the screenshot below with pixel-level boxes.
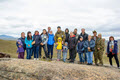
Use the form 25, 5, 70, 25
0, 58, 120, 80
0, 35, 17, 40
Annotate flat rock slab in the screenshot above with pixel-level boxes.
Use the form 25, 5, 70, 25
0, 59, 120, 80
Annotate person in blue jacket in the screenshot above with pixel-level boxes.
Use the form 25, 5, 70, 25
107, 36, 120, 69
25, 31, 33, 59
32, 31, 42, 60
84, 35, 95, 65
47, 30, 55, 60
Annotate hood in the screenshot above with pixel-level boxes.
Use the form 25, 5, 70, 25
57, 37, 62, 42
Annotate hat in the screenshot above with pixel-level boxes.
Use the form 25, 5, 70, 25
93, 30, 97, 33
57, 26, 61, 28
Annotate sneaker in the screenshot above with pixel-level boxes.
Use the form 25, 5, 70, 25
57, 59, 60, 61
34, 58, 36, 60
110, 65, 113, 68
69, 61, 74, 63
37, 58, 39, 60
118, 67, 120, 69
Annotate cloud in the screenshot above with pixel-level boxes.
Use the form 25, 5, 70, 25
0, 0, 120, 40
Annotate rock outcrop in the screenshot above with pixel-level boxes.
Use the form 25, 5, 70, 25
0, 58, 120, 80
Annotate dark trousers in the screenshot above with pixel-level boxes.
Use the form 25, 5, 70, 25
108, 52, 119, 67
18, 52, 24, 59
33, 46, 39, 58
47, 44, 54, 58
69, 48, 76, 62
39, 45, 48, 58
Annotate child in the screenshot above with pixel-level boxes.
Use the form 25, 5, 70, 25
56, 37, 62, 61
77, 36, 84, 64
16, 39, 25, 59
62, 42, 68, 62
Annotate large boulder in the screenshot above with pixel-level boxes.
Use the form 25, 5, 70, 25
0, 59, 120, 80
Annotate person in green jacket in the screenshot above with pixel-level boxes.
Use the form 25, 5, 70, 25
54, 26, 66, 45
95, 33, 104, 66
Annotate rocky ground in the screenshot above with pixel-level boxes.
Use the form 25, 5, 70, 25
0, 58, 120, 80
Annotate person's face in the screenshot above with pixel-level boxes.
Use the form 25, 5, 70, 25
98, 35, 101, 38
50, 31, 52, 34
43, 30, 46, 34
103, 39, 105, 42
65, 43, 67, 46
93, 32, 97, 36
21, 33, 25, 38
70, 32, 73, 36
80, 38, 83, 41
65, 29, 68, 33
81, 29, 85, 33
110, 38, 114, 41
58, 39, 61, 42
48, 27, 51, 31
74, 30, 77, 33
57, 28, 61, 32
28, 33, 32, 37
88, 35, 91, 40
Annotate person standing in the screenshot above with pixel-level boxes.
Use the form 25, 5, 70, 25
78, 28, 88, 63
33, 31, 42, 60
56, 37, 62, 61
92, 30, 99, 65
16, 32, 26, 52
47, 30, 55, 60
65, 28, 70, 43
39, 29, 48, 59
68, 32, 77, 63
25, 31, 33, 59
84, 35, 95, 65
106, 36, 120, 69
77, 36, 85, 64
95, 34, 104, 66
54, 26, 65, 45
62, 42, 68, 62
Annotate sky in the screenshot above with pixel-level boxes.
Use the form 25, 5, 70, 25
0, 0, 120, 40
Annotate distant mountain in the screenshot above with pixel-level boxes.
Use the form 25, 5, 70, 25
0, 35, 17, 40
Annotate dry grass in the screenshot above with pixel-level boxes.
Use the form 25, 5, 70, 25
0, 39, 120, 65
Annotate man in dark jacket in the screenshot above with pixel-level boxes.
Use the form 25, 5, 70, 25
68, 32, 77, 63
16, 32, 26, 50
78, 28, 88, 63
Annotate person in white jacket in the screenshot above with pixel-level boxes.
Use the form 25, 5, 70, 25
39, 29, 48, 59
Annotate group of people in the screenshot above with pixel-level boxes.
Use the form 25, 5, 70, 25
16, 26, 120, 69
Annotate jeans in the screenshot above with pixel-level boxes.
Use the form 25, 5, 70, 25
26, 48, 32, 59
63, 52, 67, 62
86, 51, 93, 64
33, 46, 39, 58
57, 50, 61, 60
78, 53, 84, 62
84, 52, 87, 62
47, 44, 54, 58
39, 45, 48, 58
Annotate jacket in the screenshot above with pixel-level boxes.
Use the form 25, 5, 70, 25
54, 30, 66, 43
41, 34, 48, 45
47, 34, 55, 45
78, 33, 88, 41
33, 34, 42, 46
16, 39, 24, 53
65, 32, 70, 42
68, 35, 77, 49
77, 41, 84, 53
107, 40, 118, 54
25, 37, 33, 48
95, 38, 104, 52
16, 37, 26, 50
56, 37, 62, 50
84, 39, 95, 52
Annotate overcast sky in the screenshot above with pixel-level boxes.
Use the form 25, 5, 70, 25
0, 0, 120, 40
